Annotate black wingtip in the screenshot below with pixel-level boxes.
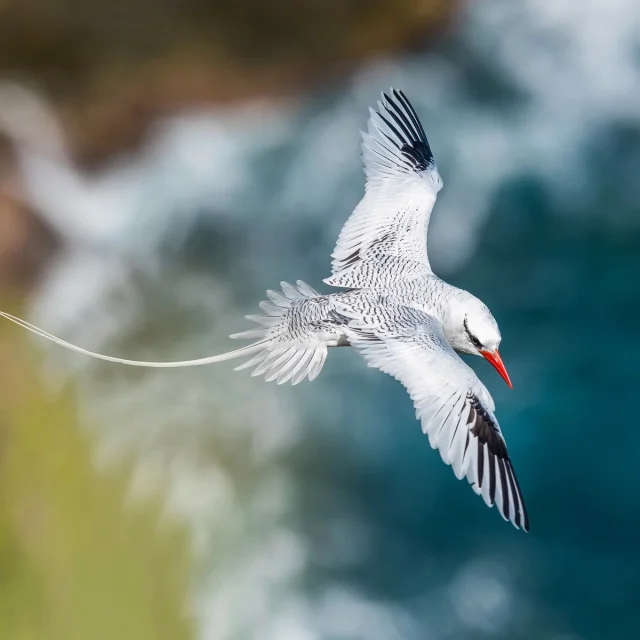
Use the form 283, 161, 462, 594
372, 88, 435, 173
508, 460, 530, 532
382, 88, 434, 172
467, 393, 528, 532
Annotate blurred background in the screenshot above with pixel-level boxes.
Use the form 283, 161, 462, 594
0, 0, 639, 638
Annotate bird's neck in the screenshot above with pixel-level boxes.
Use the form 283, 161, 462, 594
388, 274, 458, 325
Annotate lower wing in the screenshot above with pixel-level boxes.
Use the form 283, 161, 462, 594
346, 304, 529, 531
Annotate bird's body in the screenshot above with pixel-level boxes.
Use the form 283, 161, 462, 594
0, 89, 529, 531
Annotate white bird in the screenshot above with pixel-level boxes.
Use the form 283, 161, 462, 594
0, 89, 528, 531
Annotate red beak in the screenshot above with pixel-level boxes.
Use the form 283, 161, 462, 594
480, 349, 513, 389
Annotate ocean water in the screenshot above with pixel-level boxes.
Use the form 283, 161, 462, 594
9, 0, 640, 638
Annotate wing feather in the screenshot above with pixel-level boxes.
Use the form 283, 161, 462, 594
326, 89, 443, 288
349, 306, 529, 531
231, 281, 339, 385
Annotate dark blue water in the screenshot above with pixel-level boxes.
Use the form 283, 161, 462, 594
285, 178, 640, 639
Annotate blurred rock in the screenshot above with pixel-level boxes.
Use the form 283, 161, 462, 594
0, 171, 59, 291
0, 0, 457, 163
0, 0, 457, 287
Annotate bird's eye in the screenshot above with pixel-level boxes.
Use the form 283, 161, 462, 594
463, 317, 483, 349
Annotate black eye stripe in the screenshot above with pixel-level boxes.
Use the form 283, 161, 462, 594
464, 318, 483, 349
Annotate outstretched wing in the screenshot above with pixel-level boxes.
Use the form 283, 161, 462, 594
348, 304, 529, 531
325, 89, 443, 289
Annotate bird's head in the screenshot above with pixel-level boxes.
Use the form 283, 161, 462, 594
442, 291, 512, 388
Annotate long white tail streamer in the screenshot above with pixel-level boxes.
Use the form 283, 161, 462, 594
0, 311, 267, 368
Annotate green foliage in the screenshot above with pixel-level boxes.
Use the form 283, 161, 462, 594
0, 312, 194, 640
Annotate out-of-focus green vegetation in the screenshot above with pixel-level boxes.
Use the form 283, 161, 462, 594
0, 302, 194, 640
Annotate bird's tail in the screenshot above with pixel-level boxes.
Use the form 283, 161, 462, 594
0, 309, 268, 368
0, 280, 327, 382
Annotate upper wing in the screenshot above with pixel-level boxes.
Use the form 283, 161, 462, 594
348, 304, 529, 531
325, 89, 443, 289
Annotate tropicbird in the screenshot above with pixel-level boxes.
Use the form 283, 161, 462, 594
0, 89, 528, 531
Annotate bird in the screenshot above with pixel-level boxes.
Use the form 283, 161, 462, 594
0, 89, 528, 531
